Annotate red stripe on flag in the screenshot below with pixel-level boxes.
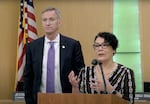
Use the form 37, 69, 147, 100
18, 31, 24, 45
17, 45, 26, 71
27, 37, 34, 42
27, 11, 36, 21
28, 24, 37, 34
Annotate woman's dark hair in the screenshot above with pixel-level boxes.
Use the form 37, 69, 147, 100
94, 32, 118, 50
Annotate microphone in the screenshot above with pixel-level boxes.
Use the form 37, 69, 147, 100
91, 59, 99, 65
91, 59, 107, 94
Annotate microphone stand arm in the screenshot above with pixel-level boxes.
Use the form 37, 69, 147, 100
98, 63, 107, 94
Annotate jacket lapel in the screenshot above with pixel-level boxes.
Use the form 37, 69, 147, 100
60, 35, 67, 74
37, 36, 45, 74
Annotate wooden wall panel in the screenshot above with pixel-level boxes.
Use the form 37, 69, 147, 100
0, 1, 19, 99
139, 0, 150, 82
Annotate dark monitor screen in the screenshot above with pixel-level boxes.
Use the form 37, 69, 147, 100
144, 82, 150, 92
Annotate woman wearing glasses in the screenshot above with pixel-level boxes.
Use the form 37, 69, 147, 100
68, 32, 136, 104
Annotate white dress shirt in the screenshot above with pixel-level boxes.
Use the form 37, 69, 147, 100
40, 34, 62, 93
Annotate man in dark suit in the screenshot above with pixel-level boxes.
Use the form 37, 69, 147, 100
24, 7, 85, 104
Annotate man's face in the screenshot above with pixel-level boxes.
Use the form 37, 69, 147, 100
42, 10, 61, 35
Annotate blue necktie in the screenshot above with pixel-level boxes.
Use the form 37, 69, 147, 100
46, 42, 55, 93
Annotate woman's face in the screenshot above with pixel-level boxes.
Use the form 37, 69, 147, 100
93, 37, 115, 62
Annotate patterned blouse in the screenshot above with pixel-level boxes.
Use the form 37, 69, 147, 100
78, 63, 136, 104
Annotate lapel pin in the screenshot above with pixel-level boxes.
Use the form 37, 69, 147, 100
62, 45, 65, 48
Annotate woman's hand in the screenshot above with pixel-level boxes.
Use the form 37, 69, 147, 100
68, 70, 80, 88
90, 78, 103, 93
68, 70, 80, 93
90, 78, 114, 93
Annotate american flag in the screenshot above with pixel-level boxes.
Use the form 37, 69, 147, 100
15, 0, 38, 91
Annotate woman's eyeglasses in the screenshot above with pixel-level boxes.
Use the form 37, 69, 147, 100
93, 42, 110, 49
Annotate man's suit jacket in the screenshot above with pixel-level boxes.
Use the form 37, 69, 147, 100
24, 34, 85, 104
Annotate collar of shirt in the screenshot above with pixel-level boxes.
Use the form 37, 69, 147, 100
45, 33, 60, 44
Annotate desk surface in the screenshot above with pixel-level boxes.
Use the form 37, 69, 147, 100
135, 101, 150, 104
0, 100, 150, 104
0, 100, 25, 104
